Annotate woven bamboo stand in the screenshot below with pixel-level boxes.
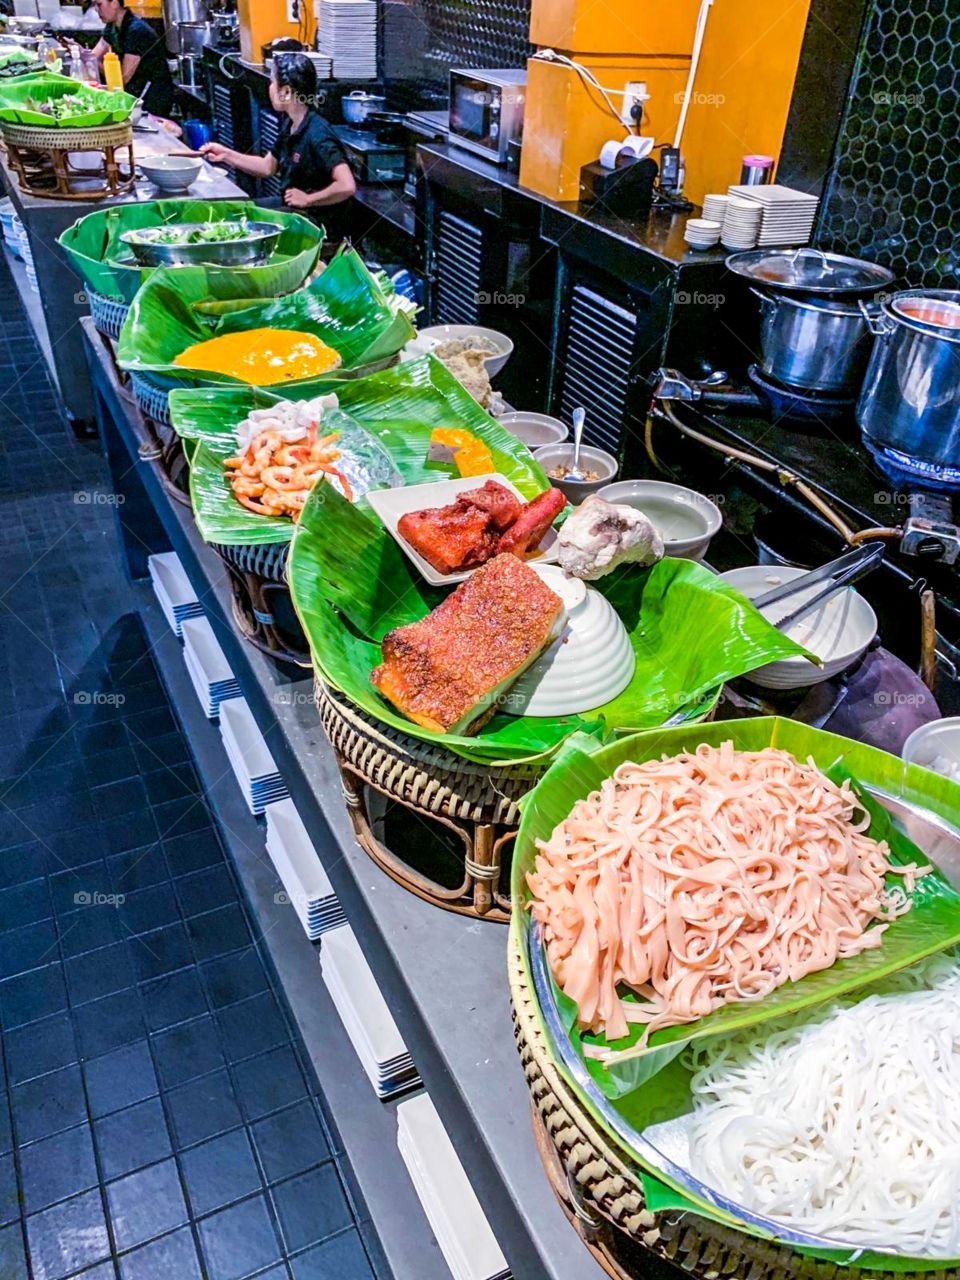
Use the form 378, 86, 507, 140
213, 542, 309, 664
509, 935, 944, 1280
316, 683, 545, 919
128, 374, 191, 508
1, 121, 134, 200
88, 290, 131, 341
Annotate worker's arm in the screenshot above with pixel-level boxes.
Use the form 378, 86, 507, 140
120, 52, 140, 85
284, 162, 356, 209
92, 37, 109, 64
200, 143, 277, 177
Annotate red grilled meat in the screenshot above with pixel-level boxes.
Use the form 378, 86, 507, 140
397, 503, 496, 575
497, 487, 566, 557
458, 479, 523, 531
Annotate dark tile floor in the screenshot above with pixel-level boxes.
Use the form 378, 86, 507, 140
0, 260, 380, 1278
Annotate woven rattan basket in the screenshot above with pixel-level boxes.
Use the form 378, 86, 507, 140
213, 542, 308, 664
88, 289, 130, 341
1, 120, 134, 199
316, 682, 545, 919
509, 934, 942, 1280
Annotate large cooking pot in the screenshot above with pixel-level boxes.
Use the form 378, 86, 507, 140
341, 90, 387, 125
857, 289, 960, 490
750, 287, 875, 395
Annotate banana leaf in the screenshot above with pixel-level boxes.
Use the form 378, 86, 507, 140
187, 409, 402, 547
511, 717, 960, 1268
287, 471, 813, 764
116, 248, 415, 387
58, 199, 324, 305
0, 72, 133, 126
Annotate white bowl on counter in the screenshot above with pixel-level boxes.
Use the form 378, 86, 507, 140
902, 718, 960, 781
403, 324, 514, 376
533, 443, 618, 502
506, 565, 634, 716
597, 479, 721, 560
718, 564, 878, 689
497, 412, 568, 448
138, 155, 202, 192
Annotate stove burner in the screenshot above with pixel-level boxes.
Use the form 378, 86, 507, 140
747, 365, 855, 423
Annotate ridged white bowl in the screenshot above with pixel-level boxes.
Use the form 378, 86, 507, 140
507, 565, 634, 716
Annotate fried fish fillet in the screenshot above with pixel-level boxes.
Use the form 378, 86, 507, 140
370, 554, 565, 734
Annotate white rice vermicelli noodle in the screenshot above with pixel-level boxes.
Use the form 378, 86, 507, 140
528, 743, 926, 1047
684, 954, 960, 1257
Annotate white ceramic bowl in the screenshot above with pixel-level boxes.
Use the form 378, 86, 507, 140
497, 412, 568, 448
139, 155, 202, 191
718, 564, 878, 689
507, 565, 635, 716
902, 718, 960, 779
533, 443, 618, 502
402, 324, 514, 376
597, 479, 721, 560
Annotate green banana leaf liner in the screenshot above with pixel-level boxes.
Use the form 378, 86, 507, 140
170, 354, 551, 547
116, 248, 415, 389
0, 72, 134, 126
286, 445, 814, 763
57, 199, 324, 306
510, 717, 960, 1268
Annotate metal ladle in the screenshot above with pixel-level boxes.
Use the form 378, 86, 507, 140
565, 407, 586, 481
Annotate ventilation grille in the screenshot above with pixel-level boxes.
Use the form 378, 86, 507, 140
434, 211, 483, 324
212, 84, 235, 147
258, 109, 284, 198
559, 285, 639, 456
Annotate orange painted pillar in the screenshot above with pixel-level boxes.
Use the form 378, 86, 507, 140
238, 0, 305, 64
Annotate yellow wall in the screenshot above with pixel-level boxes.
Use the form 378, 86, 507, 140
519, 56, 690, 203
530, 0, 700, 56
238, 0, 307, 64
680, 0, 812, 203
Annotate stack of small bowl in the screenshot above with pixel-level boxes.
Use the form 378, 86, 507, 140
721, 196, 763, 249
702, 192, 730, 223
683, 217, 722, 251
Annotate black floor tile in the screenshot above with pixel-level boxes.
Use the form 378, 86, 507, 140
5, 1011, 77, 1085
25, 1188, 111, 1279
11, 1065, 87, 1144
106, 1159, 188, 1252
0, 918, 58, 979
186, 904, 251, 964
139, 969, 207, 1034
93, 1098, 172, 1183
73, 989, 145, 1061
152, 1016, 225, 1089
0, 963, 69, 1028
65, 941, 133, 1006
19, 1125, 98, 1215
174, 866, 235, 918
83, 1042, 158, 1119
116, 884, 179, 937
128, 923, 192, 983
231, 1047, 309, 1126
166, 1070, 242, 1150
162, 830, 224, 878
199, 949, 270, 1011
198, 1193, 282, 1280
271, 1166, 352, 1255
117, 1226, 202, 1280
0, 1219, 27, 1280
108, 846, 168, 895
0, 1153, 18, 1227
289, 1229, 375, 1280
217, 992, 289, 1064
57, 904, 124, 960
250, 1102, 329, 1185
181, 1129, 262, 1217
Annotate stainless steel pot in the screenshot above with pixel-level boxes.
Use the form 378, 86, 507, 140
750, 287, 876, 394
857, 289, 960, 489
341, 90, 387, 125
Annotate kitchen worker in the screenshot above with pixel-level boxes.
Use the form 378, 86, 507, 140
200, 53, 357, 251
92, 0, 175, 117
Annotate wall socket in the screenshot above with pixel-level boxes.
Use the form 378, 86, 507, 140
621, 81, 649, 127
287, 0, 299, 22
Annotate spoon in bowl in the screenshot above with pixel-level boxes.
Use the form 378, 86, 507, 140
565, 407, 586, 481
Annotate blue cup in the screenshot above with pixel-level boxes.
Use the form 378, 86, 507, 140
183, 119, 214, 150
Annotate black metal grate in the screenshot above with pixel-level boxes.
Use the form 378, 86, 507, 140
257, 107, 285, 198
559, 285, 639, 456
212, 82, 235, 148
816, 0, 960, 286
386, 0, 532, 92
434, 211, 483, 324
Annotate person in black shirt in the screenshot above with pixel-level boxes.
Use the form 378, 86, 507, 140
201, 54, 357, 247
92, 0, 174, 117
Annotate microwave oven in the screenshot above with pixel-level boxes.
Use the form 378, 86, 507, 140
448, 68, 526, 165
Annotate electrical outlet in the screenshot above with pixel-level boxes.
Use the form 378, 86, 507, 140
287, 0, 299, 21
621, 80, 648, 126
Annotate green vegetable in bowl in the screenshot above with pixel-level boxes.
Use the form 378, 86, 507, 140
151, 220, 252, 246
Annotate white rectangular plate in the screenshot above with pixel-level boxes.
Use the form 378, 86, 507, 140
365, 473, 559, 587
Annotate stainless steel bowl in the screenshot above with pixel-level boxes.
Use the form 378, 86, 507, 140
119, 221, 282, 267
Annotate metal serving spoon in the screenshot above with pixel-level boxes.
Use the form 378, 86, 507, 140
565, 406, 586, 481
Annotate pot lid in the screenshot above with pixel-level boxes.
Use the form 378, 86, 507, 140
726, 247, 895, 296
890, 290, 960, 332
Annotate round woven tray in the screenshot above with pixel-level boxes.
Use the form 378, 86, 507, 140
213, 541, 307, 664
88, 289, 130, 341
509, 934, 935, 1280
130, 373, 172, 427
316, 682, 544, 918
0, 119, 132, 149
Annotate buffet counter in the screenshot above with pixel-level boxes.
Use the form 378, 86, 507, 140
82, 315, 674, 1280
0, 127, 244, 432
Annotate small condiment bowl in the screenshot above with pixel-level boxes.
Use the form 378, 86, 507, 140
533, 443, 618, 502
497, 412, 568, 448
902, 718, 960, 777
138, 155, 202, 192
405, 324, 514, 376
597, 479, 721, 560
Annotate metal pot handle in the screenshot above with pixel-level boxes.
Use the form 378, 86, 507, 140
858, 298, 890, 335
749, 286, 776, 311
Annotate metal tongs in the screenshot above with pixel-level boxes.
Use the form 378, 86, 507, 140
751, 542, 886, 631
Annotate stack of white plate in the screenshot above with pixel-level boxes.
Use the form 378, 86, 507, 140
321, 926, 420, 1099
702, 192, 730, 223
264, 798, 343, 940
219, 698, 289, 815
0, 199, 20, 260
397, 1095, 511, 1280
148, 552, 204, 637
303, 51, 333, 79
721, 197, 763, 249
683, 217, 722, 250
727, 183, 820, 246
315, 0, 377, 78
181, 617, 241, 719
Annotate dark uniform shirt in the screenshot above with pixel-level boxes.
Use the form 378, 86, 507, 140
104, 9, 174, 117
270, 111, 354, 243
